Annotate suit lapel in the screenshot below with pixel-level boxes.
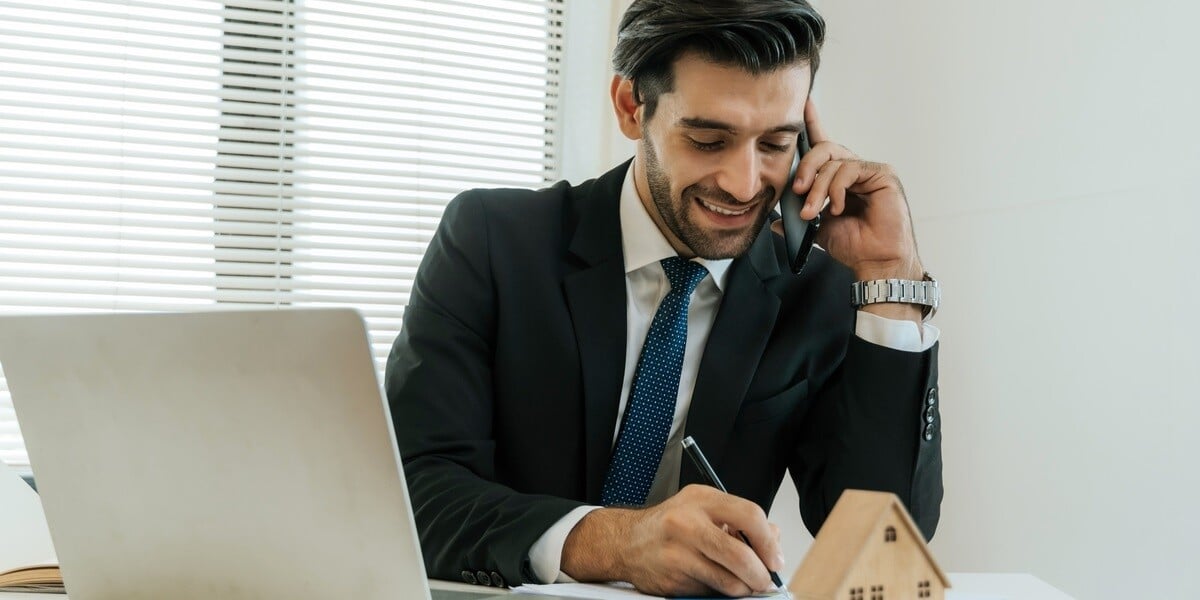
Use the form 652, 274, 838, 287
562, 161, 629, 503
681, 228, 782, 485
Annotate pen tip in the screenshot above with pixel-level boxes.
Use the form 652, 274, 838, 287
682, 436, 694, 447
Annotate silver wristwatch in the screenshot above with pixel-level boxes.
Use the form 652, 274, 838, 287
851, 272, 940, 322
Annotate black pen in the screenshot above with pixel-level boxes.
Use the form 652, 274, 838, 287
681, 435, 787, 594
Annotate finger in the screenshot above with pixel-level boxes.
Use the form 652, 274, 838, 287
827, 160, 864, 217
794, 142, 854, 195
683, 555, 754, 598
679, 485, 779, 578
803, 160, 839, 220
803, 96, 828, 145
674, 573, 722, 599
650, 562, 717, 598
693, 524, 770, 595
731, 525, 785, 577
769, 522, 785, 568
716, 498, 785, 575
847, 160, 898, 197
699, 498, 780, 583
638, 547, 730, 598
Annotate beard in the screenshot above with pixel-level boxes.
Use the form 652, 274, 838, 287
642, 137, 774, 260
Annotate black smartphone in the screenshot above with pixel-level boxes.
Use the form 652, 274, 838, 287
778, 127, 820, 274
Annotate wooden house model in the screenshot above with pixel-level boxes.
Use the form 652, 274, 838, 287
788, 490, 951, 600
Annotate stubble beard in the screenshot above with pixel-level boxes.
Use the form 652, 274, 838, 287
642, 137, 773, 260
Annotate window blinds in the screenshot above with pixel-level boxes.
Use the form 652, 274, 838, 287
0, 0, 564, 466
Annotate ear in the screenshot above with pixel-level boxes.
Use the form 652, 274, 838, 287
610, 75, 643, 141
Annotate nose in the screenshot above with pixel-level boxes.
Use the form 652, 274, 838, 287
714, 145, 764, 203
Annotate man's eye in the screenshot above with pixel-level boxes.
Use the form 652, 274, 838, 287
688, 139, 723, 151
760, 141, 790, 153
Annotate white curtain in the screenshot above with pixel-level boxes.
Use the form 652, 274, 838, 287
0, 0, 565, 466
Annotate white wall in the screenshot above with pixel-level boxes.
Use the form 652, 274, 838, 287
566, 1, 1200, 598
811, 2, 1200, 598
559, 0, 635, 183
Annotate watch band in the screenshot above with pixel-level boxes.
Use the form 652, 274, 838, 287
851, 272, 940, 321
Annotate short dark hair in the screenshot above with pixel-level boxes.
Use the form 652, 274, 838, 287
612, 0, 826, 121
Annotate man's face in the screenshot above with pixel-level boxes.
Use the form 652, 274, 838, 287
633, 53, 811, 260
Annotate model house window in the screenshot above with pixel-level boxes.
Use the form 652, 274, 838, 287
918, 580, 931, 598
870, 584, 884, 600
849, 587, 864, 600
884, 526, 897, 542
0, 0, 565, 467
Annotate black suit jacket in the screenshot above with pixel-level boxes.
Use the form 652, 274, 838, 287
385, 160, 942, 586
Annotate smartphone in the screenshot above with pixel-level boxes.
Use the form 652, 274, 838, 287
778, 127, 820, 274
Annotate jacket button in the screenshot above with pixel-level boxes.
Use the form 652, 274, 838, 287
461, 570, 477, 585
924, 406, 936, 423
490, 571, 505, 587
926, 387, 938, 406
476, 571, 491, 587
924, 423, 935, 441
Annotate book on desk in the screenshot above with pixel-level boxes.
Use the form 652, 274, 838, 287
0, 459, 63, 593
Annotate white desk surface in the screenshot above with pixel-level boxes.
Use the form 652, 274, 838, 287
0, 573, 1072, 600
429, 573, 1073, 599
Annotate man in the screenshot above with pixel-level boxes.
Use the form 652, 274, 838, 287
386, 1, 942, 597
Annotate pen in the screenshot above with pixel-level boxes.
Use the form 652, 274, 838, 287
681, 435, 788, 595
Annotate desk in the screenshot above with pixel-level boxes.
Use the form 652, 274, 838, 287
429, 573, 1074, 600
0, 574, 1072, 600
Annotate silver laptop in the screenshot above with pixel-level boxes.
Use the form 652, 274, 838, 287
0, 309, 510, 600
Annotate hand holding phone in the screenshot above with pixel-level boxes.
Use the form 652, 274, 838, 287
778, 128, 821, 274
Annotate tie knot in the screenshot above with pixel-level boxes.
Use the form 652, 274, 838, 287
660, 256, 708, 295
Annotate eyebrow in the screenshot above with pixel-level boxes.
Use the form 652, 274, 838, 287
678, 117, 805, 135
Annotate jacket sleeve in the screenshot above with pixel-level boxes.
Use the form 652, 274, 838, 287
385, 191, 584, 585
789, 334, 943, 540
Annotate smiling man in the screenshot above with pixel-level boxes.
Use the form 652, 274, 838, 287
636, 53, 804, 261
386, 1, 943, 597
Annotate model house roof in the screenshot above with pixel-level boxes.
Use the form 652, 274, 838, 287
789, 490, 951, 599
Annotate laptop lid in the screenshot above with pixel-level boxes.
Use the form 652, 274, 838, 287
0, 308, 441, 600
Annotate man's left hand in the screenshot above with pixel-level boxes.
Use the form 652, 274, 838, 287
771, 98, 924, 322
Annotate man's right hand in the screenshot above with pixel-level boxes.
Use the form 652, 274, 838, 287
559, 484, 785, 597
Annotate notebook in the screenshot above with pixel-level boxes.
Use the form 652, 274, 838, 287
0, 308, 509, 600
0, 458, 61, 592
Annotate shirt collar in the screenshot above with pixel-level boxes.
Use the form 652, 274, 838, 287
618, 161, 732, 292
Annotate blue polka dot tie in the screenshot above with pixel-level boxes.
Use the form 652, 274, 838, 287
602, 256, 709, 506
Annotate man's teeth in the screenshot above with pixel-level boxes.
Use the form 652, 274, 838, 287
700, 199, 751, 216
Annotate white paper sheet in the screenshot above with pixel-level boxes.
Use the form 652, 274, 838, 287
511, 581, 788, 599
512, 580, 1007, 600
0, 460, 58, 576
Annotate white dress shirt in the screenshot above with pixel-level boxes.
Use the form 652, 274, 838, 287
527, 164, 939, 583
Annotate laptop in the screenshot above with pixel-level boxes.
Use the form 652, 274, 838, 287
0, 309, 513, 600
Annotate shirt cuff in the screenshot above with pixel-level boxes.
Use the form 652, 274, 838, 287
855, 310, 940, 352
527, 505, 602, 584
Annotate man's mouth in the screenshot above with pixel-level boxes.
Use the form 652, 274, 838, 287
698, 198, 753, 217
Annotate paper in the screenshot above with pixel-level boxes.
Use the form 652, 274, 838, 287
0, 460, 58, 575
946, 592, 1005, 600
511, 581, 788, 599
511, 582, 652, 599
512, 582, 1001, 600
